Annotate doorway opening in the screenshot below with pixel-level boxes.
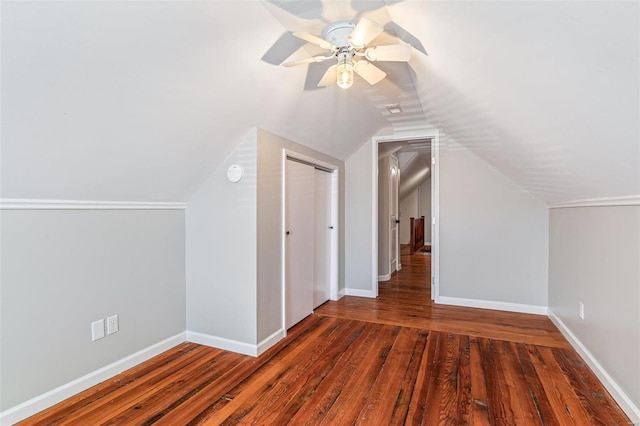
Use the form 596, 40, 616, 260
372, 132, 439, 301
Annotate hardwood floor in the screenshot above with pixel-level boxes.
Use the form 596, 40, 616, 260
318, 247, 570, 349
19, 251, 631, 425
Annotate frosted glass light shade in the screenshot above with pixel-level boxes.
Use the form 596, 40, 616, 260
336, 53, 354, 89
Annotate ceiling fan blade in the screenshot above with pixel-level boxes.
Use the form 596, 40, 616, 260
354, 60, 386, 85
304, 61, 333, 91
317, 65, 337, 87
364, 43, 412, 62
292, 32, 335, 50
283, 55, 332, 67
261, 32, 307, 66
349, 17, 384, 48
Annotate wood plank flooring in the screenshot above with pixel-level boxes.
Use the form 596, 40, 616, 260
18, 250, 631, 425
317, 247, 570, 349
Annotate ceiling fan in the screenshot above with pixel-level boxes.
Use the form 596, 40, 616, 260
283, 17, 413, 89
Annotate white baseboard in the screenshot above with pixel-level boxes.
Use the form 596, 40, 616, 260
344, 288, 376, 298
186, 328, 285, 358
548, 311, 640, 424
256, 328, 286, 356
335, 288, 346, 300
0, 332, 186, 426
378, 274, 391, 281
186, 331, 260, 357
436, 296, 548, 315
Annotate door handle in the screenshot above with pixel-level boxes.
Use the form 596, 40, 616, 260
329, 226, 334, 229
395, 220, 400, 224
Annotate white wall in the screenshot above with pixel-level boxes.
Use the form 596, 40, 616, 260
345, 140, 376, 293
186, 129, 258, 345
439, 140, 548, 308
399, 189, 418, 245
549, 205, 640, 421
419, 179, 432, 243
187, 128, 344, 346
0, 209, 186, 411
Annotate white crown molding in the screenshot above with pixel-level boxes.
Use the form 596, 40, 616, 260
548, 195, 640, 209
0, 332, 186, 425
0, 199, 187, 210
548, 311, 640, 424
436, 296, 549, 315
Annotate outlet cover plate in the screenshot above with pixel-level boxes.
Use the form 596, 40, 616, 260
92, 319, 105, 341
107, 315, 119, 335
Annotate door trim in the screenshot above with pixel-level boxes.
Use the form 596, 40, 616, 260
388, 156, 400, 275
372, 131, 440, 302
281, 149, 340, 334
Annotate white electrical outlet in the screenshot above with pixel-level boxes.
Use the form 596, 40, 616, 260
107, 315, 119, 335
91, 319, 105, 341
579, 302, 585, 320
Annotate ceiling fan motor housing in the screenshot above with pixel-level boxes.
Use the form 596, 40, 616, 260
323, 21, 357, 49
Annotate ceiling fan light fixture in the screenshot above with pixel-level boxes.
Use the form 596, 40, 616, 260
336, 51, 354, 89
283, 17, 420, 89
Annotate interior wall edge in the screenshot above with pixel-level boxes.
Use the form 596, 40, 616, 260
548, 311, 640, 424
0, 332, 186, 426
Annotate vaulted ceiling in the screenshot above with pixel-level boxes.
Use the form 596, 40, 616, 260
2, 1, 638, 204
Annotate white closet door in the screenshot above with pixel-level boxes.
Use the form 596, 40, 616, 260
314, 168, 332, 308
285, 160, 314, 329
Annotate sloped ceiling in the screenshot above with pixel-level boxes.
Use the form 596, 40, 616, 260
2, 1, 638, 204
388, 1, 639, 204
1, 0, 425, 202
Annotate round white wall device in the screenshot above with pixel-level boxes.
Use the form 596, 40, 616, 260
227, 165, 244, 183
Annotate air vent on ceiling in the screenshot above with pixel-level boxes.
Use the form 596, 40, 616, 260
385, 103, 403, 114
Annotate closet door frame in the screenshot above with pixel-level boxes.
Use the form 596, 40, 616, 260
281, 149, 340, 333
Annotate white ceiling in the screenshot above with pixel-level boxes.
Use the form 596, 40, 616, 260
2, 1, 638, 204
388, 1, 639, 204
